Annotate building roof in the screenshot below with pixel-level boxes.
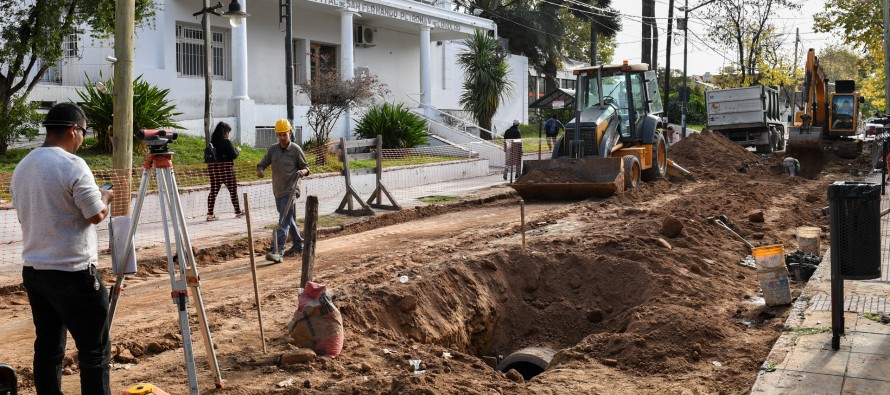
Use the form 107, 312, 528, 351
529, 88, 575, 110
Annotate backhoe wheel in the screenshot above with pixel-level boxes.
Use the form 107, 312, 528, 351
622, 155, 641, 190
642, 132, 667, 181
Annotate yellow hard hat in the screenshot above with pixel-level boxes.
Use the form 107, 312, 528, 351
274, 118, 292, 134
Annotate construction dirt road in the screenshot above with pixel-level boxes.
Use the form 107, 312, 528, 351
0, 130, 866, 393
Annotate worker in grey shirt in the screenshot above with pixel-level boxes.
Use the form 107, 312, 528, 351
257, 118, 310, 262
11, 103, 114, 394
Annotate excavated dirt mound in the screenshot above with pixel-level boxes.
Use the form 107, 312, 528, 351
0, 129, 863, 393
669, 129, 764, 173
513, 169, 591, 184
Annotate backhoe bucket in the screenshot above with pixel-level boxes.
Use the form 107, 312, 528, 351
787, 126, 824, 151
509, 157, 624, 200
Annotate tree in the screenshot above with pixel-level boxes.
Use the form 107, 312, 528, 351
458, 0, 563, 87
457, 29, 513, 136
562, 0, 622, 65
814, 0, 884, 112
297, 70, 388, 148
559, 8, 615, 64
0, 0, 156, 155
77, 74, 182, 153
702, 0, 800, 86
818, 44, 859, 82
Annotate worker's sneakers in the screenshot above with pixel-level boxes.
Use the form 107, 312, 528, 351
235, 212, 245, 219
265, 251, 282, 263
206, 214, 218, 222
283, 246, 303, 257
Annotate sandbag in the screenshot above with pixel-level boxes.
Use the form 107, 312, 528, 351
286, 282, 344, 357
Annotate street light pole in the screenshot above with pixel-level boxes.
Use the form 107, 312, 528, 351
194, 0, 249, 143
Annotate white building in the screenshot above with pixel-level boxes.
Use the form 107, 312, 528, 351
28, 0, 529, 146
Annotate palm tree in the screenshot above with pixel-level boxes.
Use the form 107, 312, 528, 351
564, 0, 622, 64
457, 29, 513, 137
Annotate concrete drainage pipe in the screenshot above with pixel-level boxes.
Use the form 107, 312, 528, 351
496, 346, 556, 380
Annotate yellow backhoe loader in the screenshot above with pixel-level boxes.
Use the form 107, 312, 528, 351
788, 48, 865, 159
511, 61, 668, 200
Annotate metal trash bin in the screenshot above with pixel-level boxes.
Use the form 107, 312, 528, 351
828, 181, 881, 280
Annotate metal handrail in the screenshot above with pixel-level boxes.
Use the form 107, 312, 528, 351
405, 94, 498, 140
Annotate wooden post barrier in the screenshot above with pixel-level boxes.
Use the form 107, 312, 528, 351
301, 196, 318, 287
242, 193, 266, 353
335, 135, 400, 215
520, 200, 526, 251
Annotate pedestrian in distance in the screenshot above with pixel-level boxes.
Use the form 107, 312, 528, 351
206, 122, 243, 221
665, 125, 678, 146
783, 157, 801, 177
11, 102, 114, 395
257, 119, 310, 263
503, 120, 523, 180
543, 113, 564, 150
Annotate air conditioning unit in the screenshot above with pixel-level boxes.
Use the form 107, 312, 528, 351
355, 25, 376, 47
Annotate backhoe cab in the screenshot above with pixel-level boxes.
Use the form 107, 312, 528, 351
511, 62, 669, 200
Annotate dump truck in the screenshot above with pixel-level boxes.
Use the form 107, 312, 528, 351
788, 48, 865, 159
705, 85, 785, 154
511, 62, 668, 200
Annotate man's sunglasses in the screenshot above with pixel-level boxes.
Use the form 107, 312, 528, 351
43, 122, 90, 136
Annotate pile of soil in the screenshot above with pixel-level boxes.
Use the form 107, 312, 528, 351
514, 169, 591, 184
669, 130, 763, 172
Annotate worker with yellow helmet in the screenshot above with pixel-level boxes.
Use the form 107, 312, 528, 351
257, 119, 310, 262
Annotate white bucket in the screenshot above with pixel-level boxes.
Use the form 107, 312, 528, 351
752, 245, 792, 306
796, 226, 821, 255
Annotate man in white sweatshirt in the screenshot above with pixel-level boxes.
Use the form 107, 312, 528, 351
11, 102, 114, 394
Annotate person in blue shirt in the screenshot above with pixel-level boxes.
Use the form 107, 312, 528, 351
544, 114, 564, 150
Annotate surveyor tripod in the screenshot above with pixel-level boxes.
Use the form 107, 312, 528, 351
107, 148, 223, 393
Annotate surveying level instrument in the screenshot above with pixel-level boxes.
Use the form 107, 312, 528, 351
107, 129, 223, 393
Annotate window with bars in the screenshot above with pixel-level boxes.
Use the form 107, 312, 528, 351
175, 23, 231, 80
309, 43, 337, 81
63, 31, 79, 58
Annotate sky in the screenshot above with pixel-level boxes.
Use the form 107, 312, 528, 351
607, 0, 837, 75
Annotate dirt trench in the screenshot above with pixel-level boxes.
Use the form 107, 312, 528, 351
0, 130, 866, 394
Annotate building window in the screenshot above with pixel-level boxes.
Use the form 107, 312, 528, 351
561, 78, 575, 91
175, 23, 231, 80
63, 31, 79, 58
528, 76, 536, 99
309, 43, 337, 80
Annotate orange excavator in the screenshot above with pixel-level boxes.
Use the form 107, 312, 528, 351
787, 48, 865, 159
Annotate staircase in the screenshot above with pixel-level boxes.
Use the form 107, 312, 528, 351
409, 100, 506, 168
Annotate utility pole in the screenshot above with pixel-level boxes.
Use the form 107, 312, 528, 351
792, 28, 799, 112
642, 0, 654, 65
652, 20, 659, 71
884, 0, 889, 115
681, 0, 688, 138
663, 0, 675, 108
112, 0, 135, 216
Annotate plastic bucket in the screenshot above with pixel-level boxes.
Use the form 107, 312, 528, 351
752, 245, 792, 306
752, 244, 785, 269
796, 226, 821, 255
760, 277, 793, 306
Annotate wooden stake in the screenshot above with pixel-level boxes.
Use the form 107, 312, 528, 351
301, 196, 319, 288
520, 199, 526, 250
243, 193, 266, 353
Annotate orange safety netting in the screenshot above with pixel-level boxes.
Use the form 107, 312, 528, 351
1, 140, 542, 270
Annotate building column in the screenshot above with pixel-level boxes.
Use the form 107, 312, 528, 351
340, 10, 355, 80
231, 0, 255, 146
419, 26, 432, 115
232, 0, 249, 100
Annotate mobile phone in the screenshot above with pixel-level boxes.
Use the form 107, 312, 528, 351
101, 183, 113, 190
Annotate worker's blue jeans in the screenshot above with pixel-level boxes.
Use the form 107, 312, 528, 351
273, 194, 304, 253
22, 266, 111, 395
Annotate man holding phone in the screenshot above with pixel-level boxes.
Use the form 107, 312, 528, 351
11, 103, 114, 394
